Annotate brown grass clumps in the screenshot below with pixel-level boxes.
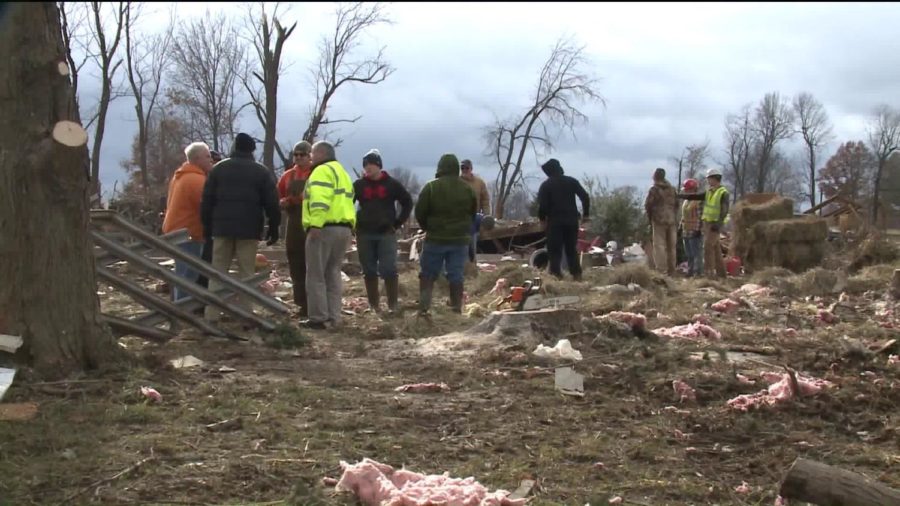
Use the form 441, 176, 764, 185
849, 235, 899, 273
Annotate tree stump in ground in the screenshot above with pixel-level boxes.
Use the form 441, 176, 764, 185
779, 458, 900, 506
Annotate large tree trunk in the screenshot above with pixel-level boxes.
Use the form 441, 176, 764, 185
872, 158, 885, 225
0, 2, 121, 377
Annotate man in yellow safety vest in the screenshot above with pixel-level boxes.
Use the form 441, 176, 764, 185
677, 168, 730, 278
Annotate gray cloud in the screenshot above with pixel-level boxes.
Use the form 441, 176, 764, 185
84, 2, 900, 205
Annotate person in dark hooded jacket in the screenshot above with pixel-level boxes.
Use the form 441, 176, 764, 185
537, 158, 590, 281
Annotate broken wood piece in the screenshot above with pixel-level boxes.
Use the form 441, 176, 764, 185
60, 456, 156, 503
892, 269, 900, 299
101, 315, 175, 343
0, 402, 38, 421
0, 334, 23, 354
51, 120, 87, 147
780, 457, 900, 506
508, 479, 536, 500
205, 417, 243, 432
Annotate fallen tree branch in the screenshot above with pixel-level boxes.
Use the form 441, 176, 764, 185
780, 458, 900, 505
59, 456, 156, 505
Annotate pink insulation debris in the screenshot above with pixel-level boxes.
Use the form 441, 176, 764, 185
736, 374, 756, 385
782, 328, 798, 338
672, 379, 697, 403
394, 383, 450, 393
691, 314, 710, 325
608, 497, 623, 505
259, 271, 283, 295
734, 481, 751, 494
727, 371, 834, 411
731, 284, 771, 298
343, 297, 370, 314
489, 278, 509, 296
775, 495, 788, 506
604, 311, 647, 330
140, 386, 162, 403
334, 458, 527, 506
889, 355, 900, 365
654, 322, 721, 341
816, 310, 838, 325
711, 298, 740, 313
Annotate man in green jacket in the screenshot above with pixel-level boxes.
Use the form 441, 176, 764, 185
414, 154, 477, 315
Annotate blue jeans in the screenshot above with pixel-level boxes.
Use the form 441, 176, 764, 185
683, 233, 703, 276
420, 242, 468, 284
357, 232, 398, 278
173, 240, 204, 301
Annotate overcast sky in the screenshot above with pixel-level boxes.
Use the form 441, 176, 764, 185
82, 2, 900, 202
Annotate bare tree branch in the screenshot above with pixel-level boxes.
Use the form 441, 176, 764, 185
793, 92, 834, 208
171, 10, 249, 153
484, 36, 604, 218
303, 2, 395, 144
867, 104, 900, 224
750, 92, 795, 194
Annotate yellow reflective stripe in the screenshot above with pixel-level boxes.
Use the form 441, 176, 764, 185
310, 202, 330, 210
309, 181, 333, 188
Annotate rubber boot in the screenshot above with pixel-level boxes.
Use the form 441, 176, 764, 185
384, 276, 400, 313
364, 275, 380, 313
418, 277, 434, 316
449, 282, 464, 314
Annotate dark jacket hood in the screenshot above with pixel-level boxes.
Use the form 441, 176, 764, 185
436, 153, 460, 177
541, 158, 564, 177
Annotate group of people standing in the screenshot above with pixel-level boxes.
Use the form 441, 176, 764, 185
161, 133, 521, 331
643, 167, 730, 279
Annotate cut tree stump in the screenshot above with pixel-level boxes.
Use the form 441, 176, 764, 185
779, 458, 900, 506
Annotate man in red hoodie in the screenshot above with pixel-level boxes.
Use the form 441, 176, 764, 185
162, 142, 214, 301
277, 141, 314, 316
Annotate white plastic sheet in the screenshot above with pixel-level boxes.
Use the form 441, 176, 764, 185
533, 339, 583, 361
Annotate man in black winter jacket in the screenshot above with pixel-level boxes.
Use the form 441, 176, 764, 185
537, 158, 591, 281
353, 149, 413, 313
201, 133, 281, 322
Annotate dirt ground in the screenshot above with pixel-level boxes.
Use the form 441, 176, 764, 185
2, 246, 900, 505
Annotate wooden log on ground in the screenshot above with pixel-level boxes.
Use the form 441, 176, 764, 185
779, 458, 900, 506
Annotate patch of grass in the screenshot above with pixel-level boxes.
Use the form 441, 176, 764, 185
265, 323, 310, 349
607, 263, 663, 289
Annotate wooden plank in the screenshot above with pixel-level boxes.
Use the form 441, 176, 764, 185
93, 232, 277, 331
101, 314, 175, 343
94, 228, 191, 266
95, 266, 229, 338
105, 213, 289, 315
135, 272, 269, 328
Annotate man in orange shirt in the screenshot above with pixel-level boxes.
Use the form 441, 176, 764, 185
277, 141, 313, 316
162, 142, 214, 301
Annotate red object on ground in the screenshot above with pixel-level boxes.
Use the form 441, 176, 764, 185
255, 253, 269, 269
726, 256, 742, 277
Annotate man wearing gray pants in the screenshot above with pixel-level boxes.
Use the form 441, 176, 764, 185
301, 141, 357, 330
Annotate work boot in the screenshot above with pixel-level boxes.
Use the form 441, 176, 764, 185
449, 282, 464, 314
384, 276, 400, 313
418, 277, 435, 316
364, 276, 380, 313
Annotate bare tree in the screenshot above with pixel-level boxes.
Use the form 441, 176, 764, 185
484, 36, 603, 219
671, 142, 710, 189
124, 2, 174, 198
303, 2, 394, 144
243, 2, 296, 171
867, 104, 900, 224
85, 1, 128, 197
58, 1, 90, 112
390, 167, 422, 198
751, 92, 795, 193
722, 104, 755, 199
1, 2, 121, 375
793, 92, 834, 208
170, 10, 249, 152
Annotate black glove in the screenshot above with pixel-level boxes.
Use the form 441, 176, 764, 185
266, 226, 279, 245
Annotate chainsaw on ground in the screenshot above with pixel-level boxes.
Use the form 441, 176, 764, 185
497, 277, 581, 311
